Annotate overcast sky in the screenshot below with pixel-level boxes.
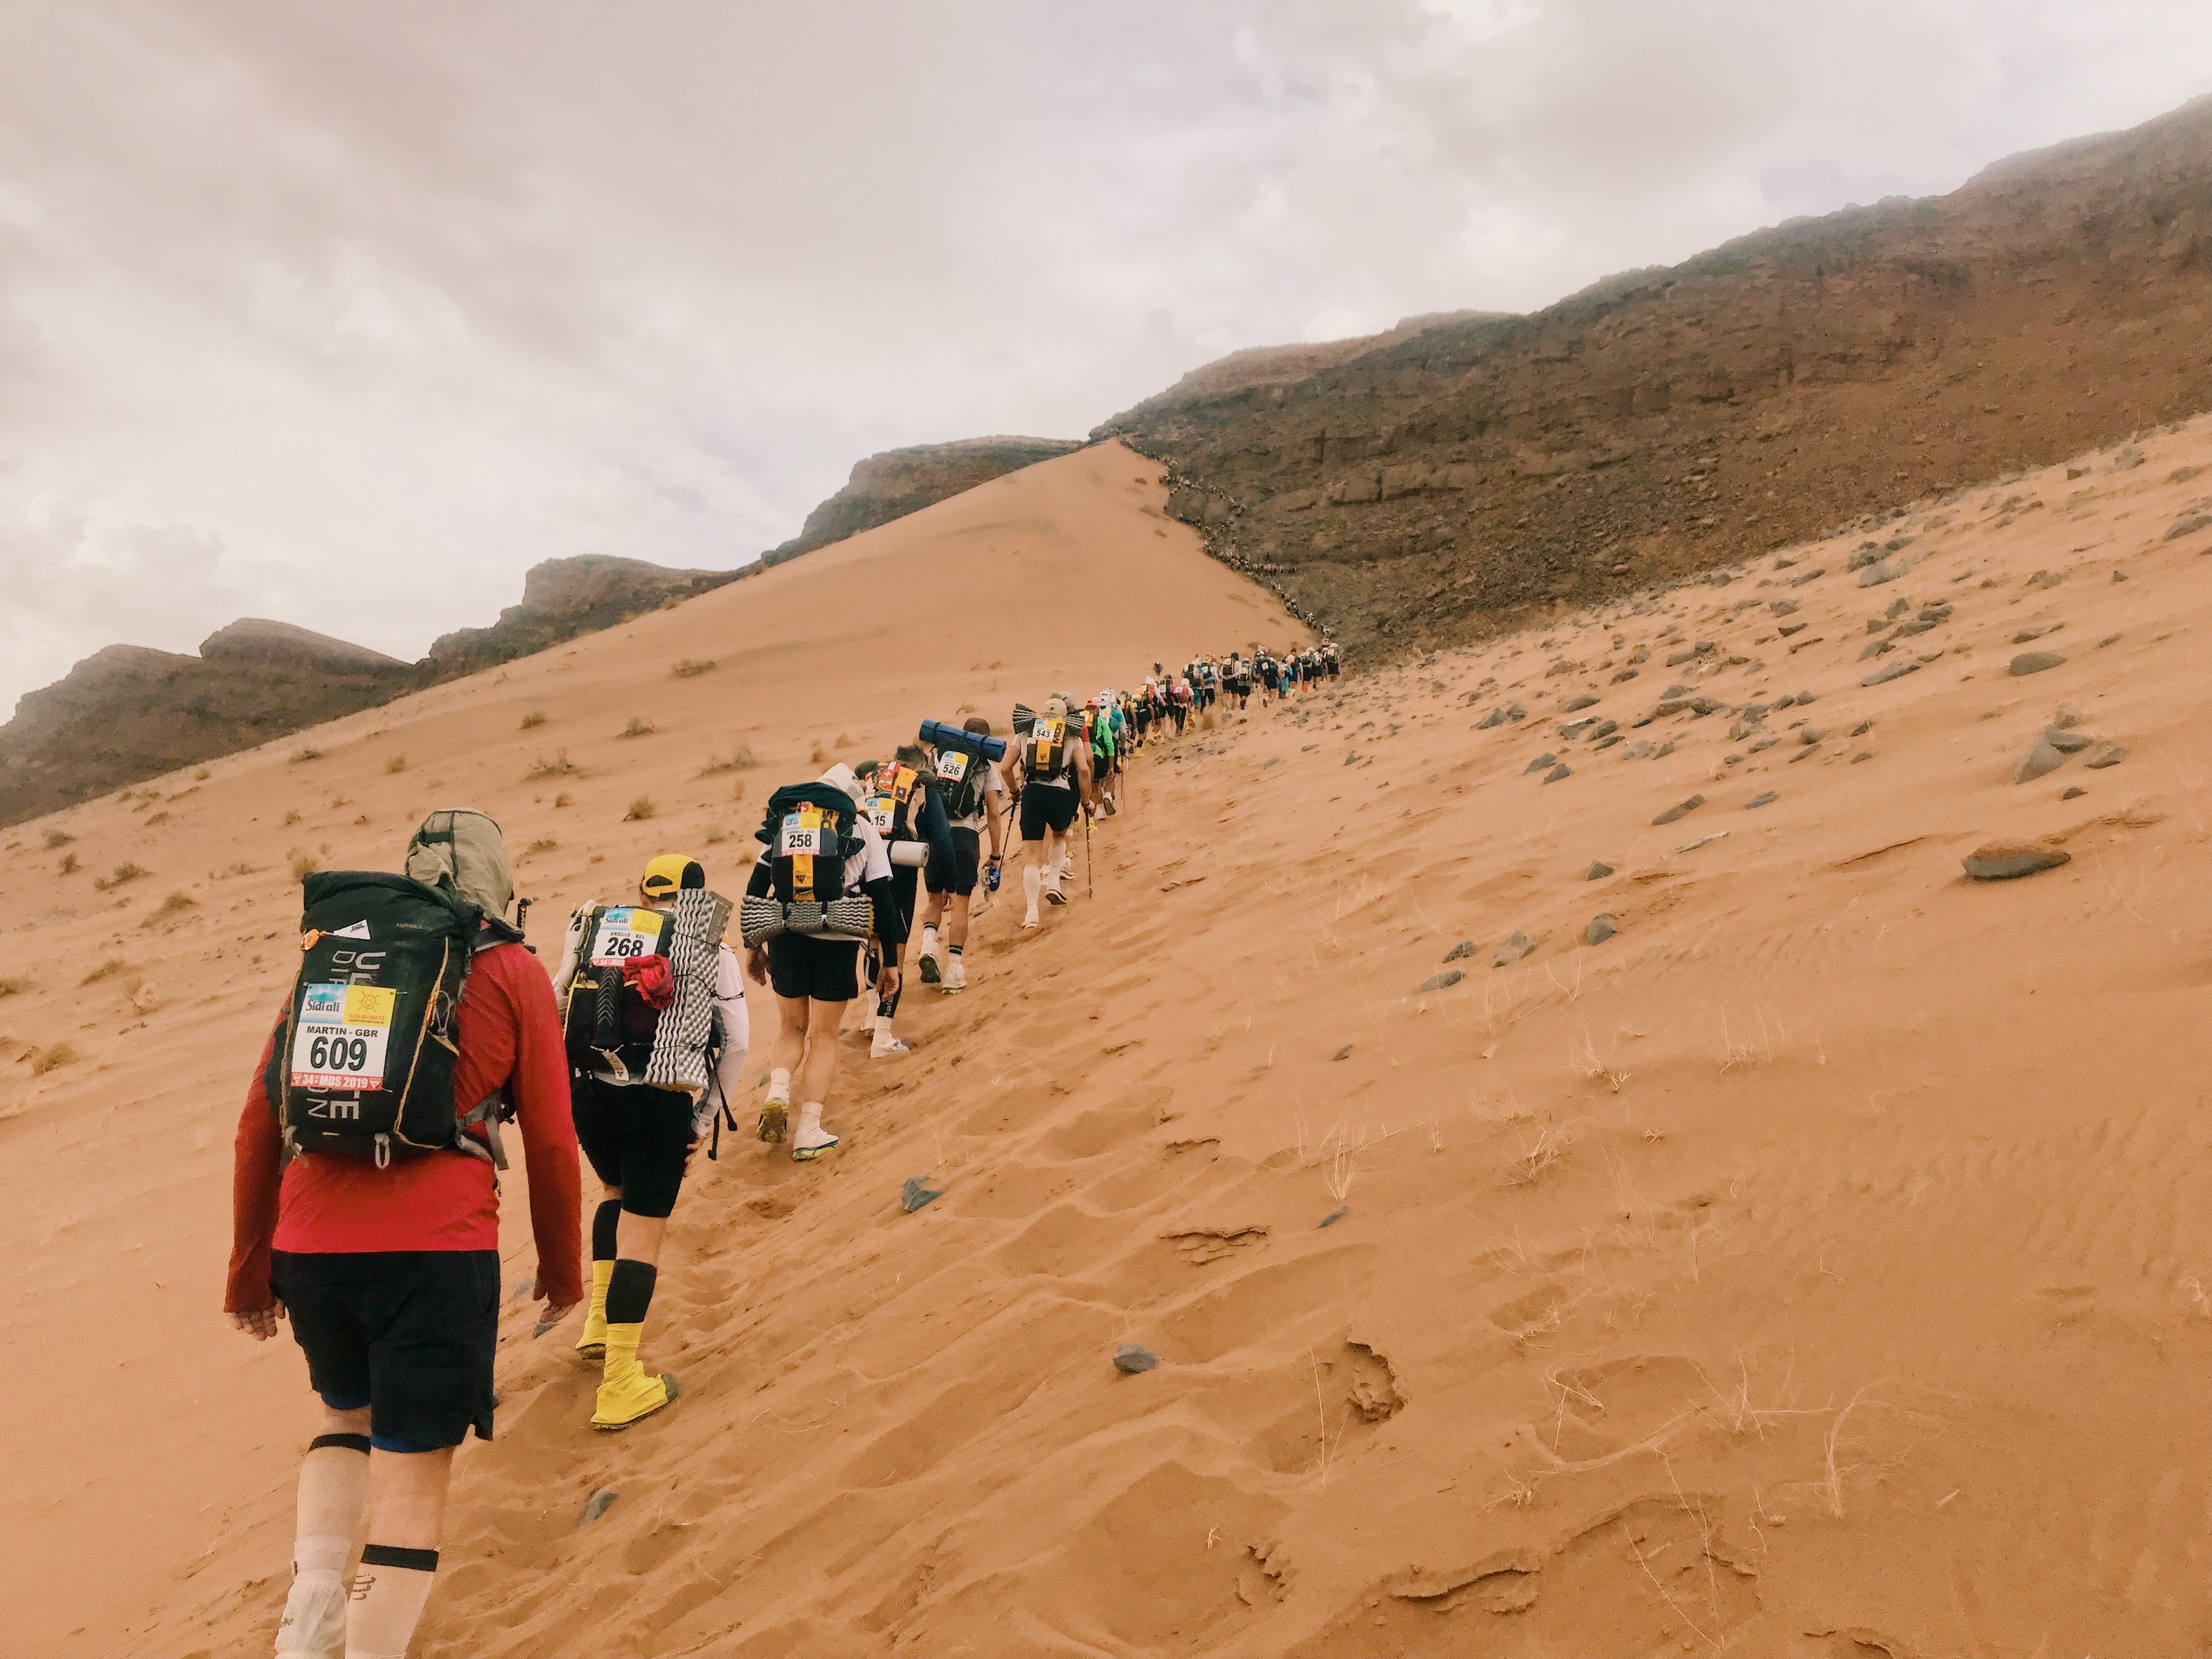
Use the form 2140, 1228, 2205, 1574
1, 2, 2206, 709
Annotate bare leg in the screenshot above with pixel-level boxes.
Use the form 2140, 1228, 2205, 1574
797, 997, 846, 1107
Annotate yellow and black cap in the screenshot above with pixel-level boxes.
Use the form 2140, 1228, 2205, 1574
640, 854, 705, 899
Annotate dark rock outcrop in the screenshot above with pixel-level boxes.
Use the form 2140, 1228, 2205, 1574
1096, 95, 2212, 656
761, 436, 1081, 566
425, 555, 740, 677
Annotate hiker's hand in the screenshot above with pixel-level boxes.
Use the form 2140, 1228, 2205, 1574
229, 1303, 284, 1340
877, 964, 901, 998
682, 1134, 703, 1177
529, 1272, 578, 1330
746, 946, 769, 986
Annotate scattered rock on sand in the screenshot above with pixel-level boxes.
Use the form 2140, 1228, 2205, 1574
1585, 860, 1613, 880
1863, 660, 1922, 686
1525, 753, 1556, 774
1114, 1344, 1160, 1374
2164, 512, 2211, 541
581, 1489, 619, 1527
2013, 736, 2069, 783
2044, 729, 2092, 754
1476, 708, 1508, 729
1559, 694, 1598, 712
1798, 727, 1821, 744
1746, 791, 1778, 809
2051, 704, 2084, 730
1492, 931, 1538, 967
1543, 763, 1572, 783
1850, 719, 1872, 736
1652, 794, 1706, 826
1332, 1045, 1353, 1061
1962, 840, 2072, 881
2082, 740, 2128, 769
1415, 970, 1464, 994
1443, 939, 1477, 962
2012, 622, 2062, 643
2062, 786, 2087, 799
2010, 651, 2067, 676
901, 1176, 946, 1213
1584, 914, 1618, 946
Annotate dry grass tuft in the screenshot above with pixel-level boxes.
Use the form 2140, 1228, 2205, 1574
32, 1041, 80, 1076
699, 746, 758, 775
552, 791, 573, 809
94, 862, 149, 890
520, 709, 548, 730
58, 852, 80, 876
524, 836, 557, 855
384, 753, 407, 774
139, 891, 199, 927
809, 743, 831, 765
527, 752, 580, 780
81, 958, 132, 986
624, 795, 658, 821
42, 828, 73, 849
289, 848, 319, 882
0, 977, 26, 998
672, 658, 716, 679
290, 746, 323, 764
620, 716, 657, 739
1504, 1120, 1573, 1186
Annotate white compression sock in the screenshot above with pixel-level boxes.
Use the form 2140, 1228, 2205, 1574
275, 1435, 368, 1657
1023, 865, 1042, 919
921, 924, 938, 954
768, 1066, 791, 1102
347, 1544, 438, 1659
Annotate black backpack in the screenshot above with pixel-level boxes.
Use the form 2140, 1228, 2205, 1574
929, 747, 990, 822
264, 872, 504, 1167
561, 904, 676, 1077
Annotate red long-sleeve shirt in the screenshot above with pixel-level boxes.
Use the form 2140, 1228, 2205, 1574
227, 939, 583, 1312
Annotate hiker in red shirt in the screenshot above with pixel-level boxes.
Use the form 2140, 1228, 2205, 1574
227, 811, 580, 1659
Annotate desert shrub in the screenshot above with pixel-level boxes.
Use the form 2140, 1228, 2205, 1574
385, 754, 407, 774
58, 853, 80, 876
527, 752, 580, 780
291, 746, 323, 764
520, 709, 548, 730
42, 828, 73, 849
699, 746, 758, 775
624, 795, 657, 821
620, 716, 657, 739
289, 848, 319, 881
94, 862, 149, 890
672, 658, 716, 679
81, 959, 132, 986
32, 1041, 80, 1076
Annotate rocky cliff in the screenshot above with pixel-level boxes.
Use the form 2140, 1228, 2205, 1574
0, 628, 416, 825
1098, 95, 2212, 655
424, 554, 741, 677
761, 435, 1082, 564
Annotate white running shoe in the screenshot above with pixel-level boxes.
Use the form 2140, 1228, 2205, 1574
872, 1029, 911, 1058
792, 1104, 839, 1161
942, 956, 966, 991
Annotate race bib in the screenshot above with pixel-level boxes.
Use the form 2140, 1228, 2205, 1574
589, 906, 664, 964
867, 798, 897, 835
780, 811, 828, 856
934, 751, 969, 784
292, 983, 396, 1092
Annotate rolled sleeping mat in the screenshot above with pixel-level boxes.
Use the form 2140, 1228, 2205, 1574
918, 719, 1008, 762
888, 839, 930, 867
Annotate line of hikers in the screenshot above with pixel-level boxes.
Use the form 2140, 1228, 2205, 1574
224, 648, 1339, 1658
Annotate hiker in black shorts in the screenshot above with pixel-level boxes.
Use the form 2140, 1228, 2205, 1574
1006, 696, 1094, 928
917, 715, 1009, 992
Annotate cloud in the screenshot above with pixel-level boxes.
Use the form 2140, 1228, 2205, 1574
0, 1, 2205, 709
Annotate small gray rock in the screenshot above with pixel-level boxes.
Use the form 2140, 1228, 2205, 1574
1850, 719, 1872, 736
1585, 860, 1613, 880
1748, 735, 1779, 753
1862, 660, 1923, 686
1415, 969, 1464, 994
2010, 651, 2067, 676
1506, 702, 1528, 721
1585, 719, 1618, 741
1652, 794, 1706, 826
1788, 743, 1820, 763
1796, 690, 1817, 704
1584, 914, 1618, 946
2082, 740, 2128, 769
2164, 512, 2211, 541
2012, 622, 2062, 643
1962, 841, 2071, 881
2061, 786, 2087, 799
2044, 729, 2092, 754
1859, 561, 1903, 587
1746, 791, 1778, 809
901, 1176, 946, 1213
1525, 752, 1557, 774
1885, 598, 1910, 620
1772, 693, 1796, 709
1443, 939, 1477, 962
1799, 726, 1822, 744
2051, 704, 2084, 730
582, 1489, 619, 1527
1560, 694, 1598, 712
1114, 1343, 1160, 1374
1331, 1044, 1353, 1061
1543, 763, 1572, 783
2013, 736, 2068, 783
1492, 931, 1537, 968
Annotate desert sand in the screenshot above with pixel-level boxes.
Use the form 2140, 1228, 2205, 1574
5, 427, 2210, 1655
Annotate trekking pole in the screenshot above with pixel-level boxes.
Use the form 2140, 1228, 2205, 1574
1084, 804, 1094, 898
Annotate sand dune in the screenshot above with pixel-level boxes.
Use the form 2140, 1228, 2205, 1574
9, 422, 2212, 1655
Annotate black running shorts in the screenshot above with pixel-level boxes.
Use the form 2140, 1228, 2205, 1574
924, 826, 982, 896
1020, 785, 1079, 840
571, 1076, 695, 1220
272, 1249, 499, 1453
766, 933, 863, 1002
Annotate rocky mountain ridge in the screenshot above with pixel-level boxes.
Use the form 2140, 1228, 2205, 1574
1098, 94, 2212, 656
760, 435, 1082, 565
